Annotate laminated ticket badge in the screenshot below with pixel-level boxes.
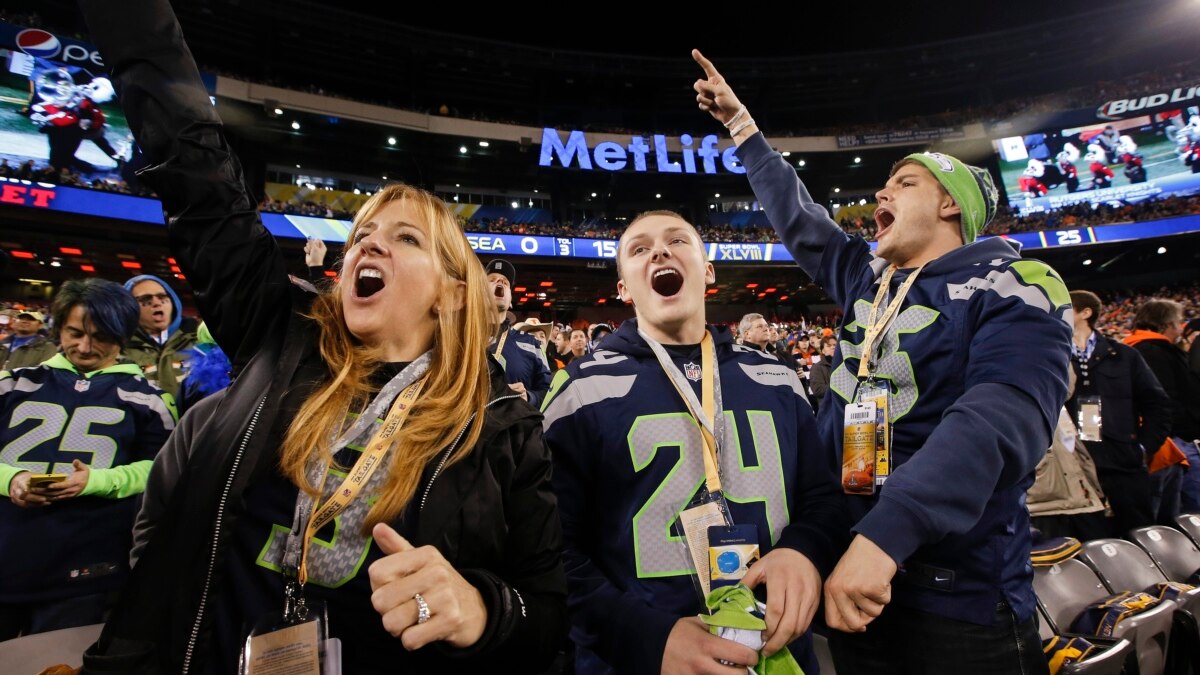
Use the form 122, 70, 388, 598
842, 401, 877, 495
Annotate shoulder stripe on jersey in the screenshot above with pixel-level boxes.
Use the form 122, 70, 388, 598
580, 350, 628, 369
946, 266, 1069, 321
8, 376, 43, 394
542, 373, 637, 428
117, 387, 178, 431
737, 362, 805, 397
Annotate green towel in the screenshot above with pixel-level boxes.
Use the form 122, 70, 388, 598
701, 584, 805, 675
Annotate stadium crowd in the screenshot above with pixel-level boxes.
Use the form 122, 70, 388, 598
4, 6, 1200, 675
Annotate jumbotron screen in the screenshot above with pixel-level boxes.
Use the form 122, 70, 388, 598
993, 109, 1200, 216
0, 23, 135, 186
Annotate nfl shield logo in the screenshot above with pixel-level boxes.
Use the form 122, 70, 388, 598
683, 363, 701, 382
74, 379, 90, 392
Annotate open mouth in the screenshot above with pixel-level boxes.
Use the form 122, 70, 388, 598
874, 209, 895, 239
355, 267, 385, 298
651, 268, 684, 297
494, 285, 506, 298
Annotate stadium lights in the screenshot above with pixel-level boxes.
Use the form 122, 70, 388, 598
511, 201, 519, 208
591, 192, 597, 198
49, 260, 61, 267
479, 141, 489, 147
387, 137, 397, 145
455, 183, 460, 187
1082, 259, 1092, 266
1157, 246, 1167, 254
459, 146, 468, 154
11, 251, 34, 259
781, 151, 791, 157
714, 193, 720, 198
655, 193, 662, 199
833, 187, 841, 193
80, 264, 95, 273
798, 159, 806, 167
353, 189, 361, 195
273, 108, 283, 116
19, 278, 50, 285
859, 199, 867, 205
382, 175, 387, 180
295, 164, 301, 168
60, 247, 82, 255
291, 121, 300, 130
854, 157, 862, 164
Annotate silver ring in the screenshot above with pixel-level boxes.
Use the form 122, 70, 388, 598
414, 593, 430, 625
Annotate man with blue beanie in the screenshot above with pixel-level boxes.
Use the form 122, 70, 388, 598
122, 275, 197, 397
694, 51, 1071, 674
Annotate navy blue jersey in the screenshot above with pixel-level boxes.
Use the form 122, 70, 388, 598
490, 326, 552, 408
0, 354, 176, 602
541, 321, 842, 675
738, 132, 1073, 625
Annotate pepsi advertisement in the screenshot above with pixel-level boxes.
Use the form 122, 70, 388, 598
0, 23, 136, 188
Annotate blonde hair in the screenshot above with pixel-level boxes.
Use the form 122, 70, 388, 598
279, 183, 493, 532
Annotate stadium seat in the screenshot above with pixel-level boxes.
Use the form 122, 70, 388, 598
0, 622, 102, 672
1177, 513, 1200, 549
1080, 538, 1200, 612
1038, 604, 1135, 675
1131, 525, 1200, 584
1034, 558, 1174, 675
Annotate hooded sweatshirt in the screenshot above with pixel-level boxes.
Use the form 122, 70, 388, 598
737, 132, 1073, 625
541, 320, 843, 675
121, 274, 196, 397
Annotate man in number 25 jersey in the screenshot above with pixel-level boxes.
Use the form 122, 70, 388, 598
0, 279, 177, 638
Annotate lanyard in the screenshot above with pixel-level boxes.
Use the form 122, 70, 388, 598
282, 353, 432, 588
857, 264, 924, 379
298, 376, 425, 585
641, 328, 723, 494
493, 328, 510, 372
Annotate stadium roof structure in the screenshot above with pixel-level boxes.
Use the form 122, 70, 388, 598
41, 0, 1197, 133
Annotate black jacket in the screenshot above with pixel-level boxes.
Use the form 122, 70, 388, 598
1067, 333, 1171, 472
1130, 336, 1200, 442
78, 2, 564, 672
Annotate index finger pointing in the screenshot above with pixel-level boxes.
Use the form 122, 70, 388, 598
691, 49, 720, 79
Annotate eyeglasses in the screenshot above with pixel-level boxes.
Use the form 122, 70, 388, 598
134, 293, 171, 307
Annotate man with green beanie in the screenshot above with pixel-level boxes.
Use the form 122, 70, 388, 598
694, 51, 1071, 674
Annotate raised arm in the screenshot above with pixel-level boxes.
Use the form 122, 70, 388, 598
693, 50, 864, 300
78, 0, 293, 368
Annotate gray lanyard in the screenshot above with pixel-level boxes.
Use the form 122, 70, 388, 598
281, 352, 433, 574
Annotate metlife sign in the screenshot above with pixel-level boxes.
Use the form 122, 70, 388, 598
538, 128, 745, 175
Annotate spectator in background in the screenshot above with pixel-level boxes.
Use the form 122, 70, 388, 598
303, 236, 330, 288
588, 322, 613, 351
0, 310, 56, 370
563, 328, 589, 367
484, 259, 553, 407
738, 313, 770, 351
121, 274, 197, 398
808, 335, 838, 405
176, 322, 230, 416
1124, 299, 1200, 516
1067, 290, 1171, 536
0, 278, 176, 638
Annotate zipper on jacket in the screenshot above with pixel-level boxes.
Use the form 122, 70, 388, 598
419, 393, 521, 512
182, 393, 267, 675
